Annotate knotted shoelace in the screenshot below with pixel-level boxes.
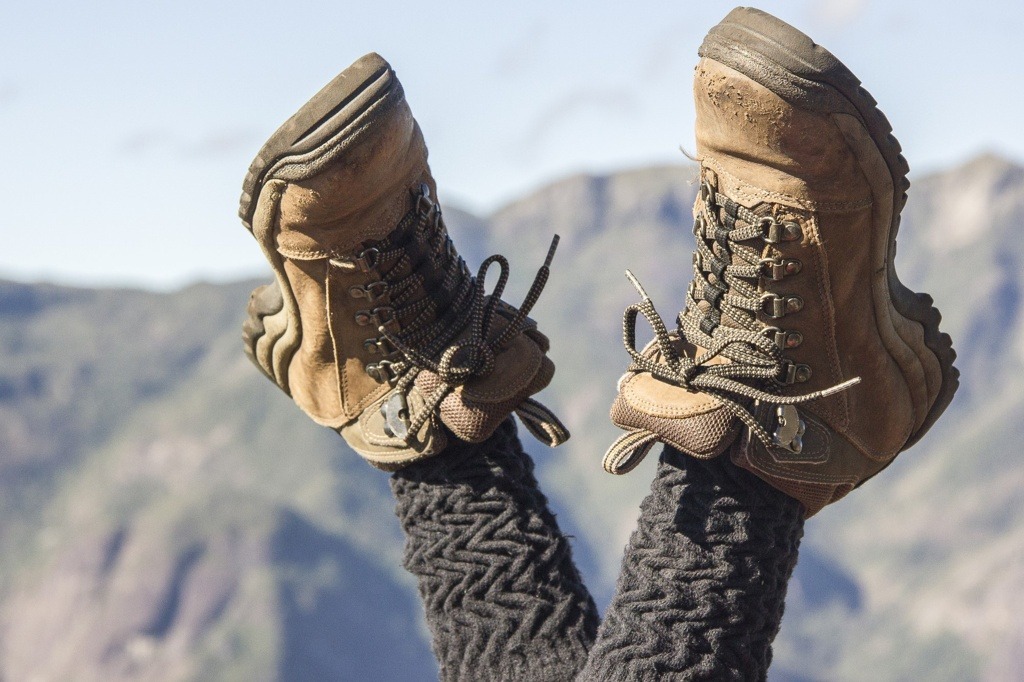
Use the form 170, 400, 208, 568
366, 186, 567, 444
620, 185, 859, 449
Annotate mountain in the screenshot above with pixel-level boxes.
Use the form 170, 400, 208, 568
0, 281, 435, 680
1, 154, 1021, 680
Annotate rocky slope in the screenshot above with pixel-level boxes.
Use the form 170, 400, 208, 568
0, 154, 1020, 680
0, 281, 434, 681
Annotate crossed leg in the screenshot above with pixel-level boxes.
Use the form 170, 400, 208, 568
239, 8, 955, 680
392, 419, 804, 681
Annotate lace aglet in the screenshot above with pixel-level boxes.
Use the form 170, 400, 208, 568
624, 270, 650, 300
768, 375, 863, 405
818, 376, 861, 398
840, 376, 861, 390
543, 234, 560, 268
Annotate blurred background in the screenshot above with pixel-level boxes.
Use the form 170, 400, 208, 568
1, 0, 1022, 680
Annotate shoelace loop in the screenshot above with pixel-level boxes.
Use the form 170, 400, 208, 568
363, 185, 562, 442
621, 184, 859, 450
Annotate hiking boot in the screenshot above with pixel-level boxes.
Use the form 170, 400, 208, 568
604, 8, 958, 516
239, 53, 568, 469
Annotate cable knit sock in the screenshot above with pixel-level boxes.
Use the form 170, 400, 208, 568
390, 418, 599, 682
579, 444, 805, 681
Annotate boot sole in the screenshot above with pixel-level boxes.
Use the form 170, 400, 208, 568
238, 52, 400, 229
699, 7, 959, 452
238, 53, 402, 390
243, 282, 285, 386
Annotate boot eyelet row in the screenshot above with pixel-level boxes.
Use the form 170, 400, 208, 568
760, 220, 807, 384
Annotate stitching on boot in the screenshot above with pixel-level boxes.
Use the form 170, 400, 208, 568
706, 157, 873, 212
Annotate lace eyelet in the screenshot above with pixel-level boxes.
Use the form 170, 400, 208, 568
779, 360, 812, 384
349, 281, 389, 301
328, 248, 381, 273
413, 183, 433, 214
763, 326, 802, 349
363, 336, 395, 356
354, 306, 396, 327
759, 257, 802, 281
366, 360, 396, 383
692, 215, 706, 238
700, 181, 715, 201
761, 293, 804, 319
762, 219, 803, 244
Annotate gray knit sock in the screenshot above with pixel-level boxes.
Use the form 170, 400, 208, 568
579, 444, 805, 681
391, 418, 599, 682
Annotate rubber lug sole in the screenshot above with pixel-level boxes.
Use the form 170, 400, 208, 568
238, 52, 398, 230
243, 282, 288, 389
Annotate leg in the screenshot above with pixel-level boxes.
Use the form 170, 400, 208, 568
599, 10, 959, 678
581, 445, 803, 681
392, 418, 598, 682
240, 53, 581, 680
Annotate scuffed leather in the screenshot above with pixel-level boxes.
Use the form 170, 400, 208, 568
255, 60, 560, 464
608, 56, 946, 517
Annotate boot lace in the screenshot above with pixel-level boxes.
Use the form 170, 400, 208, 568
339, 184, 566, 444
621, 179, 859, 452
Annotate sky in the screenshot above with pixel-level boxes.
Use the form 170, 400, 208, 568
2, 0, 1022, 289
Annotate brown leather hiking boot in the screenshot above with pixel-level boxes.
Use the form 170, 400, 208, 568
604, 8, 958, 516
239, 53, 567, 469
